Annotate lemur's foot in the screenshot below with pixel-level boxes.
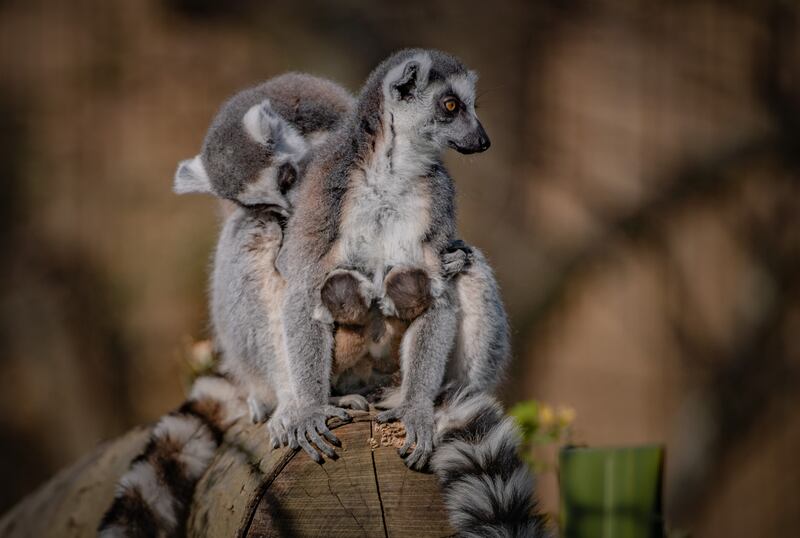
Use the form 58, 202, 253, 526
376, 401, 434, 470
330, 394, 369, 411
278, 405, 352, 464
441, 239, 473, 279
383, 267, 432, 321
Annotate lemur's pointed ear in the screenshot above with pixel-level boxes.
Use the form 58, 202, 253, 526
243, 99, 283, 145
386, 54, 431, 102
391, 61, 420, 101
173, 155, 212, 194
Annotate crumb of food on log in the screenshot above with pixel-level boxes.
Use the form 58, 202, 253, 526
368, 421, 407, 449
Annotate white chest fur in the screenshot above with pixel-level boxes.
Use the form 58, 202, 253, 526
337, 130, 433, 275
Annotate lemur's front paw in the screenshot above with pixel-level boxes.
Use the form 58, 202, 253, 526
441, 239, 473, 280
376, 402, 434, 470
281, 405, 352, 464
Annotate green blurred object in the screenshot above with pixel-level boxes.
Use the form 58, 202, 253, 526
559, 445, 664, 538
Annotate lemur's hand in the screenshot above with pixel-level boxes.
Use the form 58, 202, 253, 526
441, 239, 473, 280
376, 401, 435, 470
269, 404, 352, 463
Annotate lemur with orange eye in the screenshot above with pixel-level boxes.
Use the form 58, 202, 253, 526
99, 64, 543, 538
274, 50, 542, 536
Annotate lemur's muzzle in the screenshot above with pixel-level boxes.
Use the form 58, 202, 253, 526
452, 121, 491, 154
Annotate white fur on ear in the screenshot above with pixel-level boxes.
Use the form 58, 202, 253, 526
384, 52, 432, 101
243, 99, 284, 145
173, 155, 212, 195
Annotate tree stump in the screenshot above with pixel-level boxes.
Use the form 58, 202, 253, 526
0, 409, 455, 537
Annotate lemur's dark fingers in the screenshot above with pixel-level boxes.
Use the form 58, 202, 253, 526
316, 418, 341, 447
445, 238, 472, 254
306, 425, 337, 459
287, 428, 300, 450
267, 423, 282, 448
376, 408, 400, 423
297, 431, 323, 464
311, 421, 339, 449
399, 425, 416, 457
405, 436, 432, 470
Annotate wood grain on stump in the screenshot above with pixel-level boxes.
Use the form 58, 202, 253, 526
1, 410, 454, 538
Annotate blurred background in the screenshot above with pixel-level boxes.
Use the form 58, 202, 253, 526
0, 0, 798, 535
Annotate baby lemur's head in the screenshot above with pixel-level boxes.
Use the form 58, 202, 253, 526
173, 74, 354, 214
367, 49, 490, 156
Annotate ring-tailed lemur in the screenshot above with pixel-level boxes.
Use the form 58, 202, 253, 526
272, 51, 543, 535
276, 48, 503, 467
99, 66, 544, 537
98, 73, 357, 538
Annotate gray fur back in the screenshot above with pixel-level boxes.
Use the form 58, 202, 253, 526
202, 73, 354, 200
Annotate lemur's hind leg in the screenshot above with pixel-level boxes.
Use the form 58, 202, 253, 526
382, 266, 433, 321
376, 288, 458, 470
449, 247, 511, 396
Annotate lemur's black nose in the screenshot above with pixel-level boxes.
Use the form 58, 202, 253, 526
452, 121, 492, 154
475, 122, 490, 152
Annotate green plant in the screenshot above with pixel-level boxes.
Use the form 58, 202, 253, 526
510, 400, 575, 471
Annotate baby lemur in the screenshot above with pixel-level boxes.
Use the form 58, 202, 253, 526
275, 50, 510, 471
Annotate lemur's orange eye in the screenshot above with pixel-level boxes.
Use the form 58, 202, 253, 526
444, 98, 458, 112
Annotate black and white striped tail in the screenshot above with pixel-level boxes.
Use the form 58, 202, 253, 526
98, 375, 245, 538
432, 393, 548, 537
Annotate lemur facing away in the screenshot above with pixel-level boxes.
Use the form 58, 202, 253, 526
99, 66, 545, 537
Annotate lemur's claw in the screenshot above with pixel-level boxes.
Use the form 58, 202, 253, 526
402, 429, 432, 470
279, 405, 352, 463
266, 416, 289, 449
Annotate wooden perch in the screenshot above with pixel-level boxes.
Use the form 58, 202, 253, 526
0, 410, 455, 537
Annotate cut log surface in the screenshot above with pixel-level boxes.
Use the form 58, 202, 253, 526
0, 410, 455, 538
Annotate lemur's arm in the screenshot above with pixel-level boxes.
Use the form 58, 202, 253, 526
272, 275, 350, 463
268, 166, 353, 463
